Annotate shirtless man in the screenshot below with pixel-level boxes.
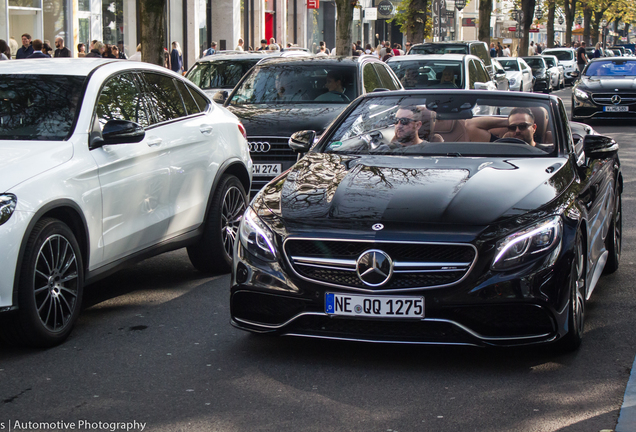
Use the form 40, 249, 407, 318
466, 107, 538, 146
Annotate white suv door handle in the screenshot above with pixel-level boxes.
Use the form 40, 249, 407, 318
200, 125, 214, 135
147, 137, 162, 147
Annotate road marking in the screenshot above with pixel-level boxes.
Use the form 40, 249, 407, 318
616, 354, 636, 432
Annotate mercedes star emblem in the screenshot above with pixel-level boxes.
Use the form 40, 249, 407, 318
372, 223, 384, 231
611, 95, 622, 105
356, 249, 393, 287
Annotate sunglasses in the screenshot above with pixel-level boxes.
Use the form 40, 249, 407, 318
507, 122, 532, 132
396, 117, 416, 125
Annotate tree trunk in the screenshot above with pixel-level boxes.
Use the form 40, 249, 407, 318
478, 0, 492, 45
139, 0, 166, 66
547, 1, 555, 48
592, 11, 602, 45
563, 0, 577, 47
335, 0, 354, 56
406, 0, 428, 43
583, 7, 592, 45
626, 23, 631, 44
613, 20, 619, 46
518, 0, 535, 57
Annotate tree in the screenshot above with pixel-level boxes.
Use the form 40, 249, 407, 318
139, 0, 166, 66
583, 6, 593, 45
391, 0, 431, 43
547, 0, 556, 48
334, 0, 355, 55
478, 0, 492, 45
563, 0, 578, 46
518, 0, 536, 56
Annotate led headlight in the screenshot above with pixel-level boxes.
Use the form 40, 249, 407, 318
0, 194, 17, 226
239, 207, 277, 261
492, 216, 562, 271
574, 88, 589, 100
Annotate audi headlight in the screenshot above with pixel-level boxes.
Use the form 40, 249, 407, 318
492, 216, 562, 271
239, 207, 277, 261
509, 77, 517, 86
574, 88, 590, 100
0, 194, 17, 226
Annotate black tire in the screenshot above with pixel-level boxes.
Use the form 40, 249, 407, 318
557, 232, 586, 352
187, 175, 247, 274
604, 191, 622, 274
1, 218, 84, 348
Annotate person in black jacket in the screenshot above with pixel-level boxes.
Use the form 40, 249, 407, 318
16, 33, 33, 59
54, 37, 71, 57
85, 41, 104, 57
26, 39, 51, 58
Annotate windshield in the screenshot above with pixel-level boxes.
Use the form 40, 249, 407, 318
389, 60, 464, 89
320, 94, 557, 157
585, 60, 636, 77
543, 57, 557, 68
409, 44, 469, 55
229, 64, 357, 105
544, 50, 574, 61
186, 59, 260, 90
524, 58, 545, 69
0, 75, 86, 141
498, 59, 519, 71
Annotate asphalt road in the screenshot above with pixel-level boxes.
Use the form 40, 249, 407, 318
1, 86, 635, 432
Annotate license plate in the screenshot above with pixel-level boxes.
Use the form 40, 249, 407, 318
604, 106, 629, 112
252, 164, 281, 177
325, 293, 424, 318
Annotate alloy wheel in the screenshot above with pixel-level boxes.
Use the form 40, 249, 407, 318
221, 185, 247, 258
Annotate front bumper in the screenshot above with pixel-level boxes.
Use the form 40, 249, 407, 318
533, 77, 550, 91
572, 95, 636, 121
230, 237, 574, 347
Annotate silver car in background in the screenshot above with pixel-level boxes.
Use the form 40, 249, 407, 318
497, 57, 534, 92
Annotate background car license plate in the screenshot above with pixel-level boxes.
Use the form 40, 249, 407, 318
252, 164, 281, 176
604, 106, 629, 112
325, 293, 424, 318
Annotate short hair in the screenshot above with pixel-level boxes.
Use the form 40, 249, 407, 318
32, 39, 43, 51
21, 33, 31, 40
211, 41, 217, 47
509, 107, 535, 122
327, 70, 346, 84
397, 105, 422, 122
261, 39, 268, 44
77, 43, 85, 51
238, 38, 243, 43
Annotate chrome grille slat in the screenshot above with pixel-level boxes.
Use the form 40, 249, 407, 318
591, 93, 636, 106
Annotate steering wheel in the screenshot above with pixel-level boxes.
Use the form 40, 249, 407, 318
494, 137, 528, 145
331, 91, 350, 102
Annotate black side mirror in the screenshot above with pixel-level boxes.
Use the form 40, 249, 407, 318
213, 90, 228, 104
102, 120, 145, 145
583, 134, 618, 158
289, 130, 316, 153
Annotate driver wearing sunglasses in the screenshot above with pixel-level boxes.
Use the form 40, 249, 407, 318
466, 107, 537, 146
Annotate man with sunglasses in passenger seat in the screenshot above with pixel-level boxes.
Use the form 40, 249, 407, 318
466, 107, 537, 147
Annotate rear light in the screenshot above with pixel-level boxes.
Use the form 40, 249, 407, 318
238, 123, 247, 140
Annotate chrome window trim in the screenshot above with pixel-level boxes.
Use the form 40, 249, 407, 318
282, 237, 478, 293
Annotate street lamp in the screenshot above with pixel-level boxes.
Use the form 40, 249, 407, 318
558, 16, 564, 25
601, 19, 607, 27
535, 7, 543, 21
455, 0, 466, 11
576, 16, 582, 25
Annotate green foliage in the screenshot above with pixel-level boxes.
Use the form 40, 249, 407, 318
390, 0, 431, 39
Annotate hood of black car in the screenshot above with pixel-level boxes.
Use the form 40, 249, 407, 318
226, 104, 347, 137
579, 76, 636, 91
258, 153, 573, 229
531, 68, 546, 76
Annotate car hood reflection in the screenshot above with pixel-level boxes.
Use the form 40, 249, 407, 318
259, 153, 572, 228
227, 104, 347, 137
579, 76, 636, 91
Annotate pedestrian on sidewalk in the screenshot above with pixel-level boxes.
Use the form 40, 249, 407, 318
171, 41, 184, 74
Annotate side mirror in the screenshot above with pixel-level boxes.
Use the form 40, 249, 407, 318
289, 130, 316, 153
583, 134, 618, 158
213, 90, 228, 104
102, 120, 145, 145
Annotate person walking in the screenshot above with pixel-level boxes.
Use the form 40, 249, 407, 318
593, 42, 602, 58
577, 42, 588, 73
528, 41, 536, 56
54, 37, 71, 57
85, 41, 104, 57
16, 33, 33, 59
170, 41, 184, 74
0, 40, 10, 60
490, 43, 497, 57
235, 38, 244, 51
204, 41, 217, 56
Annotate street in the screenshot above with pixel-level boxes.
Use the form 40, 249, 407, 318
1, 86, 635, 432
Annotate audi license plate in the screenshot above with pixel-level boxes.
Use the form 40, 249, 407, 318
252, 164, 281, 176
604, 106, 629, 112
325, 293, 424, 318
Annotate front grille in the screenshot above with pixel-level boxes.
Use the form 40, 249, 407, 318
247, 136, 297, 163
284, 239, 476, 291
591, 93, 636, 106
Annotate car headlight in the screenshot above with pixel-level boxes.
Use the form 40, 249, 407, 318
0, 194, 17, 226
239, 206, 277, 261
574, 88, 589, 100
491, 216, 562, 271
509, 77, 517, 86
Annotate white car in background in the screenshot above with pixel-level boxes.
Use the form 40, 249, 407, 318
497, 57, 534, 92
0, 59, 252, 347
542, 48, 579, 84
542, 54, 566, 89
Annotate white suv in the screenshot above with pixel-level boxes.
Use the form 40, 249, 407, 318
0, 59, 252, 347
542, 48, 579, 85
